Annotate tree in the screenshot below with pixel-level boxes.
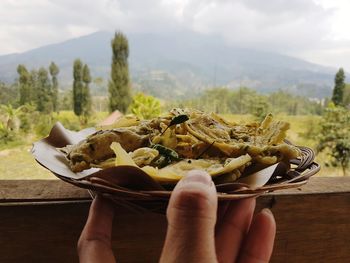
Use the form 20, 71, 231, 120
231, 87, 257, 114
60, 90, 73, 111
202, 88, 232, 113
0, 104, 24, 143
317, 104, 350, 176
73, 60, 92, 123
49, 62, 60, 112
37, 67, 53, 113
81, 64, 92, 123
73, 59, 84, 116
17, 64, 32, 105
250, 95, 269, 121
268, 90, 323, 115
130, 92, 161, 119
29, 69, 39, 104
0, 82, 18, 106
0, 104, 24, 131
332, 68, 345, 106
343, 84, 350, 108
108, 32, 132, 113
18, 104, 36, 133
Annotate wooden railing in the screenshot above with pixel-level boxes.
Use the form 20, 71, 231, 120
0, 177, 349, 263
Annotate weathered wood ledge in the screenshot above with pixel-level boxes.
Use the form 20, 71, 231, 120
0, 177, 349, 263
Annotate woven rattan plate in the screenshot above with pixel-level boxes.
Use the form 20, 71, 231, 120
32, 122, 320, 212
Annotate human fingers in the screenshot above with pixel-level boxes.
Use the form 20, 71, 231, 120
237, 208, 276, 263
215, 198, 256, 263
217, 201, 230, 223
77, 195, 116, 263
159, 170, 218, 263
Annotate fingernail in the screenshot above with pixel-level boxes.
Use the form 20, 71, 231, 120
262, 208, 273, 215
182, 170, 212, 186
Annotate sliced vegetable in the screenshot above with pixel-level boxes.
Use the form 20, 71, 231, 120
110, 142, 137, 167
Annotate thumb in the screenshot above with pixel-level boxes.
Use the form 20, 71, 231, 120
160, 170, 218, 263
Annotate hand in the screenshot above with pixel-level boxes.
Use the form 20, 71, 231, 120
78, 170, 276, 263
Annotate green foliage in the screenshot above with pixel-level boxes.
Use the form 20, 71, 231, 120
317, 104, 350, 176
171, 87, 254, 114
343, 84, 350, 108
0, 82, 18, 106
18, 104, 37, 133
332, 68, 345, 106
49, 62, 59, 112
0, 104, 25, 131
202, 88, 233, 113
82, 64, 91, 84
29, 69, 39, 106
129, 92, 161, 119
81, 64, 92, 123
34, 114, 55, 138
108, 31, 132, 113
72, 60, 93, 124
52, 111, 81, 131
0, 104, 27, 146
300, 116, 322, 145
0, 104, 41, 145
0, 121, 18, 146
16, 63, 61, 114
73, 59, 84, 116
0, 121, 9, 139
268, 90, 323, 115
37, 67, 53, 113
17, 64, 32, 105
231, 87, 258, 114
59, 90, 73, 111
250, 96, 269, 121
168, 87, 322, 116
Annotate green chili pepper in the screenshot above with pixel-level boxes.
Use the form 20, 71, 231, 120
150, 144, 182, 168
152, 144, 181, 161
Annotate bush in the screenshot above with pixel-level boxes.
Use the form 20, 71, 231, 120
129, 92, 161, 119
317, 104, 350, 176
34, 115, 52, 137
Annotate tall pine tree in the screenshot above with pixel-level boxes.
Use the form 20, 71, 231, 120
49, 62, 60, 112
108, 32, 132, 113
29, 69, 39, 108
37, 67, 53, 113
332, 68, 345, 106
17, 64, 31, 105
73, 59, 83, 116
82, 64, 92, 123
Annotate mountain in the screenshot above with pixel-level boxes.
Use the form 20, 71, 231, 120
0, 31, 336, 99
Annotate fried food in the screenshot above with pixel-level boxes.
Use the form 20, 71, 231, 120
61, 126, 152, 172
61, 109, 299, 183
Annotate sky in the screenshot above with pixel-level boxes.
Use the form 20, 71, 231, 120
1, 0, 350, 71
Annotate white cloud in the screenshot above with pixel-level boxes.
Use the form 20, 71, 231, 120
1, 0, 350, 70
187, 0, 333, 53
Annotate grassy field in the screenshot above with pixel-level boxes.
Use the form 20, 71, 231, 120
0, 110, 109, 180
0, 145, 55, 179
0, 113, 344, 179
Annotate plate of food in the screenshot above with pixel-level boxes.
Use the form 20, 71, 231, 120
32, 108, 320, 212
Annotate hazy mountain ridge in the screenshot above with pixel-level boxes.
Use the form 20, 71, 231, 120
0, 31, 336, 99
